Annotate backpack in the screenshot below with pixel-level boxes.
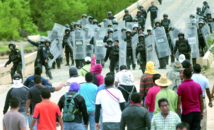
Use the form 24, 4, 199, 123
63, 93, 79, 122
118, 85, 135, 107
92, 73, 98, 86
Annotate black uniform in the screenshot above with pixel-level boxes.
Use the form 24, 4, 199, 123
52, 39, 62, 69
173, 39, 191, 60
147, 6, 158, 28
204, 17, 214, 33
136, 14, 145, 29
140, 9, 147, 20
202, 4, 210, 16
5, 48, 22, 81
62, 34, 74, 65
125, 36, 136, 70
107, 16, 116, 22
136, 41, 146, 73
197, 27, 206, 56
110, 46, 119, 73
123, 14, 132, 23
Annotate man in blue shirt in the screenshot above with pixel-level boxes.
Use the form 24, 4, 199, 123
79, 72, 98, 130
24, 67, 52, 88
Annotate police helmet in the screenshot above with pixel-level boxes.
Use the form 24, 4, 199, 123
82, 14, 87, 18
8, 42, 16, 48
107, 28, 114, 33
107, 38, 113, 43
126, 29, 132, 34
93, 19, 98, 24
108, 11, 112, 15
40, 36, 46, 44
163, 14, 168, 17
124, 9, 129, 12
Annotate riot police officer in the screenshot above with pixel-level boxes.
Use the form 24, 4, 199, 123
136, 34, 146, 73
147, 2, 158, 28
132, 24, 138, 36
173, 33, 191, 61
87, 16, 93, 24
136, 10, 145, 30
107, 11, 116, 22
103, 38, 114, 64
125, 29, 136, 70
103, 28, 114, 43
121, 27, 126, 40
204, 11, 214, 33
63, 28, 74, 66
161, 14, 171, 34
196, 7, 202, 16
138, 5, 147, 20
92, 19, 98, 25
123, 9, 132, 24
4, 42, 22, 82
110, 40, 119, 73
153, 19, 161, 29
197, 21, 206, 56
145, 27, 153, 37
202, 1, 210, 17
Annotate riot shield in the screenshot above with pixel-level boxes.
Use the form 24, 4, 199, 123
72, 30, 86, 60
113, 31, 119, 41
94, 29, 106, 61
153, 27, 171, 58
119, 39, 127, 67
145, 35, 157, 63
47, 31, 52, 38
132, 34, 138, 64
84, 25, 94, 57
51, 23, 66, 39
202, 24, 211, 46
169, 28, 180, 47
20, 41, 26, 76
185, 26, 199, 58
48, 39, 61, 66
126, 22, 134, 30
80, 19, 87, 27
210, 22, 214, 33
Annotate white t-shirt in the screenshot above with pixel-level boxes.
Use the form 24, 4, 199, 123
65, 76, 86, 89
96, 87, 125, 122
115, 70, 134, 85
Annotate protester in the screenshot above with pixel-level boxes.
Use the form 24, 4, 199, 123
25, 75, 65, 130
140, 61, 157, 103
192, 64, 212, 129
179, 54, 192, 71
118, 72, 137, 106
177, 68, 203, 130
79, 56, 92, 77
3, 97, 26, 130
24, 67, 52, 88
90, 54, 104, 86
166, 61, 183, 92
3, 74, 29, 128
154, 74, 178, 114
30, 88, 63, 130
115, 65, 134, 87
58, 82, 88, 130
120, 92, 151, 130
145, 74, 161, 119
95, 75, 125, 130
79, 72, 97, 130
151, 98, 181, 130
66, 67, 86, 86
176, 122, 190, 130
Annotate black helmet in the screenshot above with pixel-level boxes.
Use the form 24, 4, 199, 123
70, 22, 75, 26
138, 34, 145, 38
138, 27, 143, 31
107, 38, 113, 43
45, 38, 51, 45
107, 28, 114, 33
121, 27, 126, 32
13, 73, 21, 80
108, 11, 112, 15
114, 39, 119, 43
112, 19, 118, 24
88, 16, 93, 19
40, 36, 46, 44
197, 7, 201, 11
198, 20, 205, 25
65, 28, 70, 32
155, 19, 161, 24
163, 14, 168, 17
126, 29, 132, 34
189, 14, 195, 19
65, 24, 70, 28
138, 5, 143, 9
74, 23, 79, 27
178, 32, 185, 37
137, 10, 141, 14
82, 14, 87, 18
133, 18, 138, 22
203, 1, 207, 5
124, 9, 129, 12
206, 10, 212, 16
8, 42, 16, 48
93, 19, 98, 24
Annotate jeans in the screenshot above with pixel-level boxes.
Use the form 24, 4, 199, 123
19, 111, 31, 129
83, 111, 96, 130
181, 112, 201, 130
149, 112, 154, 120
64, 122, 83, 130
28, 115, 37, 130
103, 122, 120, 130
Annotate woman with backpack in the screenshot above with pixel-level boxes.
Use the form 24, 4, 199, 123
118, 72, 137, 107
90, 54, 104, 86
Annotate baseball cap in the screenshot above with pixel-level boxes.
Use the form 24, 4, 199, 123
85, 57, 91, 62
179, 54, 186, 63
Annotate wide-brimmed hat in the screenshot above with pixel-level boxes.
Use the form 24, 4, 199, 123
155, 74, 172, 87
173, 61, 183, 71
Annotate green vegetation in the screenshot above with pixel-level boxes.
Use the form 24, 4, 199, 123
0, 0, 137, 40
0, 43, 9, 52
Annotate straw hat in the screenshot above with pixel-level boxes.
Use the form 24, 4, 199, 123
155, 74, 172, 87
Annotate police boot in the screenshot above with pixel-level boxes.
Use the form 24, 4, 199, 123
52, 62, 56, 69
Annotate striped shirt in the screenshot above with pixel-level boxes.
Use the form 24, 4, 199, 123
151, 111, 181, 130
140, 73, 154, 97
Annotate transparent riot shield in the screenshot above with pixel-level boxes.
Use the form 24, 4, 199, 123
119, 21, 125, 28
84, 25, 94, 57
210, 22, 214, 33
153, 27, 171, 58
48, 39, 61, 66
126, 22, 134, 31
185, 26, 199, 58
20, 41, 26, 76
113, 31, 119, 41
169, 28, 180, 47
94, 29, 106, 61
51, 23, 66, 39
202, 24, 211, 46
80, 19, 87, 27
47, 31, 52, 38
132, 34, 138, 64
72, 30, 86, 60
145, 35, 156, 63
119, 39, 127, 67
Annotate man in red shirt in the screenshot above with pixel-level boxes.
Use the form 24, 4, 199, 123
177, 68, 203, 130
30, 88, 63, 130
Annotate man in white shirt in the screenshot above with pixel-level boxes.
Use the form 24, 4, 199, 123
115, 65, 134, 87
191, 64, 212, 130
95, 75, 125, 130
66, 67, 85, 88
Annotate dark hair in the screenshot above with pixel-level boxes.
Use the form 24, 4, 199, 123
176, 122, 189, 130
153, 74, 161, 83
85, 72, 93, 82
193, 64, 201, 73
10, 97, 20, 108
85, 61, 91, 64
106, 72, 115, 77
105, 75, 114, 87
120, 65, 127, 71
158, 98, 169, 107
183, 68, 192, 79
34, 67, 42, 75
41, 88, 51, 99
131, 93, 141, 103
34, 75, 41, 84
